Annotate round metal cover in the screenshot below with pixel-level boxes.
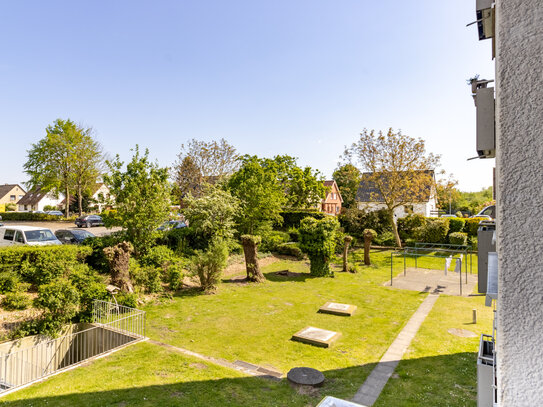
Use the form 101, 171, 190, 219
287, 367, 325, 387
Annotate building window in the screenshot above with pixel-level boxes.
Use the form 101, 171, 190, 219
18, 195, 23, 199
10, 195, 15, 201
336, 206, 339, 213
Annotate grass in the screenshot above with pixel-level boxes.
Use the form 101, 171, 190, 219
375, 295, 493, 406
1, 249, 491, 406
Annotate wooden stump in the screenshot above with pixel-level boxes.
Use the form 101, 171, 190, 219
342, 235, 352, 272
103, 241, 135, 293
241, 235, 265, 282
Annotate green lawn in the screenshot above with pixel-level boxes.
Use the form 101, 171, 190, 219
1, 250, 491, 406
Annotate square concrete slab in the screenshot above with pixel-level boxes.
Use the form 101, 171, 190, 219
318, 302, 357, 316
292, 326, 341, 347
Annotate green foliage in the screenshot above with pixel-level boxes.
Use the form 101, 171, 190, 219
0, 272, 19, 294
227, 155, 286, 234
333, 163, 361, 208
415, 218, 450, 243
139, 245, 176, 268
129, 259, 163, 294
2, 292, 32, 311
0, 212, 76, 221
449, 232, 468, 246
455, 187, 493, 214
448, 217, 466, 234
0, 245, 92, 285
278, 210, 325, 229
333, 231, 357, 254
183, 186, 239, 245
465, 218, 487, 237
190, 239, 229, 292
275, 242, 304, 259
83, 231, 126, 272
68, 264, 108, 321
373, 232, 396, 247
397, 214, 426, 241
116, 292, 137, 308
287, 227, 299, 242
260, 231, 290, 252
339, 208, 391, 239
167, 262, 185, 291
35, 278, 81, 335
104, 146, 171, 255
299, 217, 339, 277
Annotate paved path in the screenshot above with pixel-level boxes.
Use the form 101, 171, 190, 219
352, 294, 440, 406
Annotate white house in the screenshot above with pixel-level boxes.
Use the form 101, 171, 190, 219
17, 188, 64, 212
356, 170, 438, 219
90, 183, 112, 213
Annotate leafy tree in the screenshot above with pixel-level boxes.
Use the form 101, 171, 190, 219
344, 128, 440, 247
24, 119, 103, 217
299, 217, 339, 277
104, 146, 171, 255
173, 138, 238, 201
270, 155, 325, 209
456, 187, 494, 215
227, 155, 285, 235
436, 173, 460, 214
333, 163, 361, 209
183, 186, 239, 244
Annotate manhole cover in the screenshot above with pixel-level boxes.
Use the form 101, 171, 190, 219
447, 328, 477, 338
287, 367, 325, 387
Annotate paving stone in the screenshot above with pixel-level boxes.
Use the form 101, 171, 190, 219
292, 326, 341, 348
318, 302, 357, 316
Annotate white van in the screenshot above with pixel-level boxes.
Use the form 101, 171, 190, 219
0, 226, 62, 247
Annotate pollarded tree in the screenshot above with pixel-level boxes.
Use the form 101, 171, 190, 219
104, 146, 171, 256
299, 216, 339, 277
333, 163, 361, 209
344, 128, 440, 247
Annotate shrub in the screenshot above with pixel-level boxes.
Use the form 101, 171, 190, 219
0, 272, 19, 294
129, 260, 163, 294
339, 208, 391, 239
190, 239, 229, 292
159, 227, 195, 255
116, 292, 137, 308
299, 217, 339, 277
139, 245, 176, 268
449, 232, 468, 246
83, 231, 126, 272
0, 245, 92, 285
0, 212, 76, 221
167, 262, 185, 291
68, 264, 108, 321
448, 217, 466, 234
35, 279, 80, 325
277, 210, 325, 229
373, 232, 396, 247
275, 242, 304, 259
397, 214, 426, 241
415, 218, 450, 243
261, 231, 290, 252
2, 292, 32, 311
287, 227, 300, 242
464, 218, 487, 237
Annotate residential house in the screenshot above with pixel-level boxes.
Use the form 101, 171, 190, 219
0, 184, 26, 211
321, 180, 343, 215
17, 188, 64, 212
90, 183, 112, 213
355, 170, 438, 219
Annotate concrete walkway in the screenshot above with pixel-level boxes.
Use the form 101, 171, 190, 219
352, 294, 439, 406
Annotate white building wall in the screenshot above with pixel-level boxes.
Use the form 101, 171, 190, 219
495, 0, 543, 404
357, 201, 431, 220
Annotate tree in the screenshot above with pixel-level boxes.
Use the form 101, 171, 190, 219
344, 128, 440, 247
24, 119, 103, 217
183, 186, 239, 244
333, 163, 361, 209
104, 146, 171, 256
436, 173, 460, 214
299, 217, 339, 277
241, 235, 264, 282
173, 138, 239, 201
227, 155, 285, 235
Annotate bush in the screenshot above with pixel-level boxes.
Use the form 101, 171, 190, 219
287, 227, 300, 242
190, 239, 229, 292
415, 218, 450, 243
448, 217, 466, 234
0, 245, 92, 285
139, 245, 176, 268
129, 259, 163, 294
397, 214, 426, 241
373, 232, 396, 247
261, 231, 290, 252
275, 242, 304, 259
35, 279, 80, 323
0, 272, 19, 294
339, 208, 392, 239
2, 292, 32, 311
68, 264, 108, 321
464, 218, 487, 237
0, 212, 76, 221
449, 232, 468, 246
116, 292, 137, 308
167, 262, 185, 291
277, 210, 325, 229
299, 217, 339, 277
83, 231, 126, 272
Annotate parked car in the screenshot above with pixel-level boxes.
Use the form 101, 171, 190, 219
32, 210, 45, 214
0, 214, 3, 227
440, 214, 457, 218
158, 220, 187, 231
0, 226, 62, 246
471, 205, 495, 219
45, 210, 64, 216
55, 229, 96, 244
74, 215, 104, 228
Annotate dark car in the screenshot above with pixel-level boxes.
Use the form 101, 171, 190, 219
158, 220, 187, 231
75, 215, 104, 228
55, 229, 96, 244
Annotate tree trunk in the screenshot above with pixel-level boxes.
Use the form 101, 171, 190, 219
241, 235, 264, 282
65, 186, 70, 218
104, 242, 134, 293
388, 208, 402, 248
343, 235, 352, 272
363, 231, 374, 266
78, 185, 83, 216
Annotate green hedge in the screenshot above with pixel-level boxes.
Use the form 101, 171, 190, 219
465, 218, 487, 237
339, 208, 392, 239
0, 212, 76, 221
397, 214, 426, 241
275, 242, 304, 259
449, 232, 468, 246
415, 218, 450, 244
277, 210, 325, 229
0, 245, 92, 285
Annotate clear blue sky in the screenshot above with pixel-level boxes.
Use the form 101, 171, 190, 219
0, 0, 495, 191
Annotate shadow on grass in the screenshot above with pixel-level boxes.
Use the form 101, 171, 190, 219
263, 269, 317, 283
172, 286, 204, 298
0, 353, 479, 407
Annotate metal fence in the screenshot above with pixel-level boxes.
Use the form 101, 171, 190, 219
0, 300, 145, 393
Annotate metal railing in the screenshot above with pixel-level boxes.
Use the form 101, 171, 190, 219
0, 300, 145, 393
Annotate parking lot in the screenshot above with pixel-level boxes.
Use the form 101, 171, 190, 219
1, 221, 121, 237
